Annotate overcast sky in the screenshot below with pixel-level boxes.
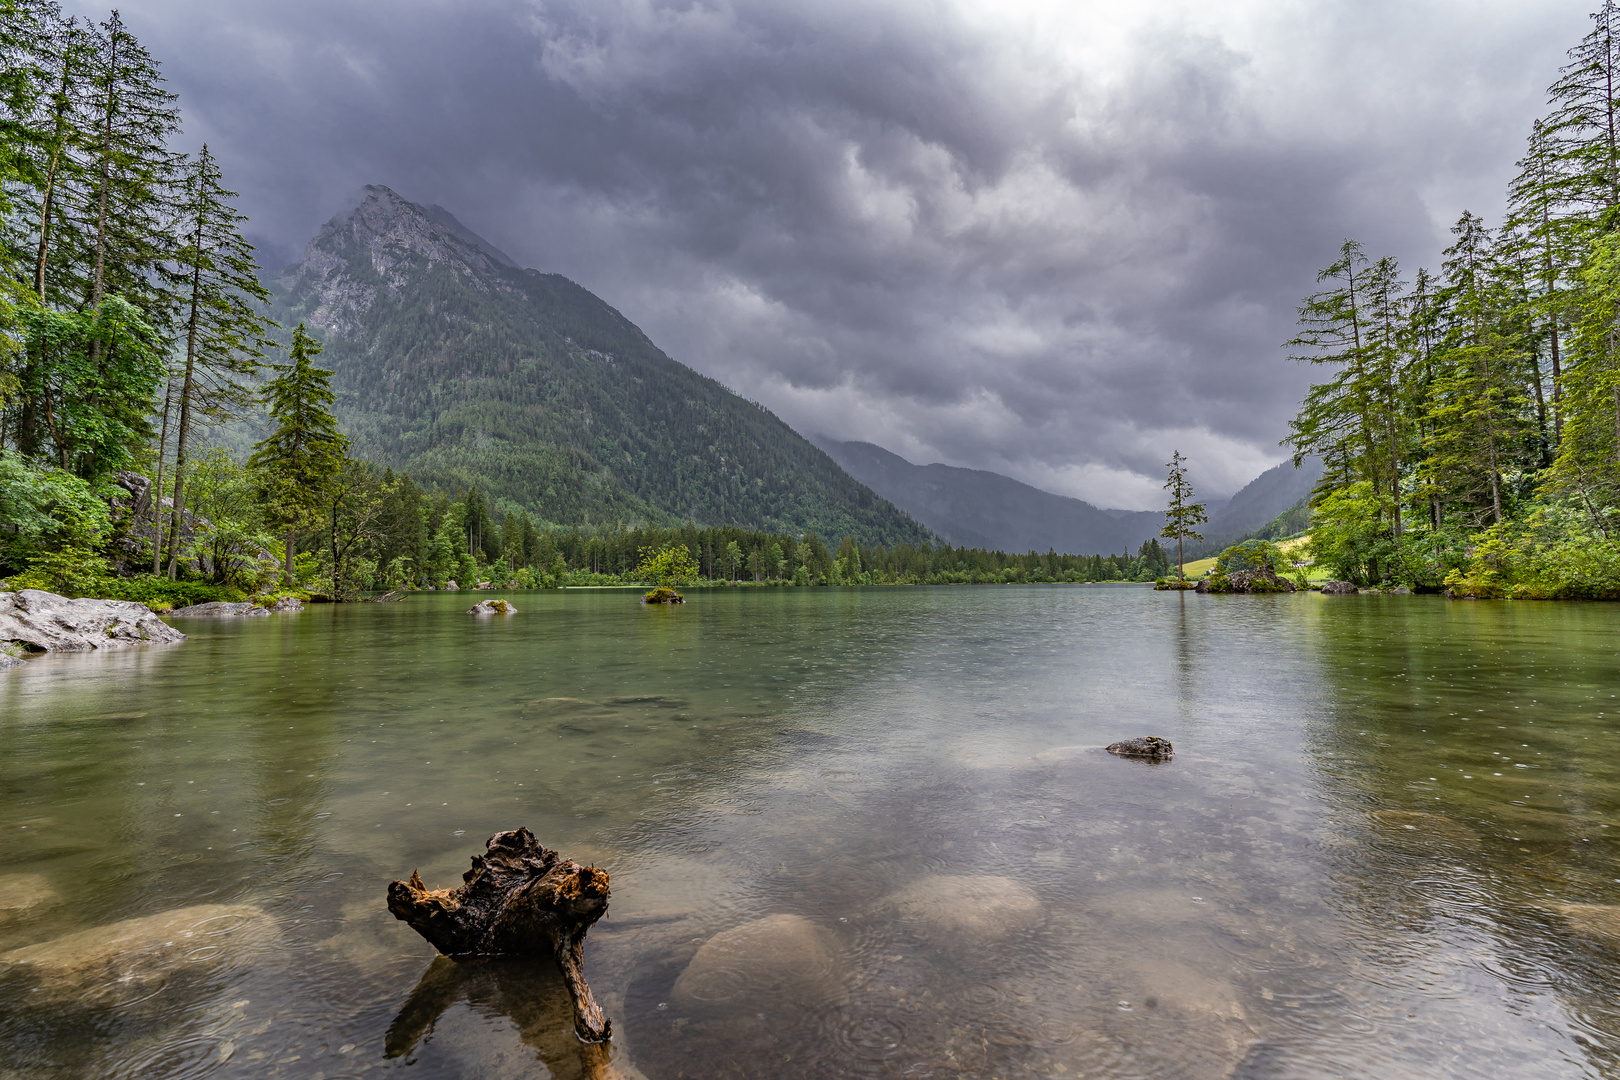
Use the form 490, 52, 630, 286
107, 0, 1582, 507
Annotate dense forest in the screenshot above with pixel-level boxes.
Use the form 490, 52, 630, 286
1288, 2, 1620, 597
0, 1, 1174, 605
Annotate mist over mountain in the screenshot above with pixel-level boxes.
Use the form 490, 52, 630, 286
814, 437, 1322, 557
270, 186, 931, 545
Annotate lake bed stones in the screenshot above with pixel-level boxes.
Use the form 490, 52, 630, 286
0, 903, 275, 1002
0, 873, 58, 924
1106, 737, 1172, 761
877, 874, 1043, 948
671, 914, 847, 1010
1551, 903, 1620, 948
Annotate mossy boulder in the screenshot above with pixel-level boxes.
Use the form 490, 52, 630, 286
642, 587, 684, 604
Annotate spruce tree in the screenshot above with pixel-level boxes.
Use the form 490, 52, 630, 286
250, 324, 349, 579
161, 144, 275, 578
1159, 450, 1207, 581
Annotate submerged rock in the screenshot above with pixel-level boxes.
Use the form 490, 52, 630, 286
1, 903, 275, 1001
1551, 903, 1620, 948
671, 914, 847, 1010
0, 589, 185, 658
167, 601, 269, 617
1320, 580, 1358, 595
467, 598, 516, 614
1366, 810, 1478, 842
0, 873, 59, 923
877, 874, 1042, 948
1106, 736, 1173, 761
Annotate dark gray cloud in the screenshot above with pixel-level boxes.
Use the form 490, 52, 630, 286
109, 0, 1578, 506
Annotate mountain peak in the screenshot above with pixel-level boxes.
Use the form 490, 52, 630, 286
283, 186, 521, 335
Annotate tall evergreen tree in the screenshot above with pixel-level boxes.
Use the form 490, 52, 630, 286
161, 144, 275, 577
1159, 450, 1207, 581
250, 324, 349, 579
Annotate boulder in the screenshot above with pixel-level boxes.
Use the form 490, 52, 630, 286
0, 590, 185, 658
468, 598, 516, 614
445, 579, 460, 591
1320, 580, 1358, 594
167, 601, 269, 617
0, 903, 275, 1002
475, 579, 494, 590
671, 914, 847, 1010
876, 875, 1042, 949
1107, 736, 1173, 760
266, 595, 305, 612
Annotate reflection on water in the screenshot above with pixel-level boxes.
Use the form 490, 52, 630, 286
2, 587, 1619, 1077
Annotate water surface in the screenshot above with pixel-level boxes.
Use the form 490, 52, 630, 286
2, 587, 1619, 1078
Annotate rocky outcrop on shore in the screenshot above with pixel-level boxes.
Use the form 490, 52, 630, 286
168, 601, 269, 618
0, 590, 185, 665
1195, 568, 1298, 594
1320, 580, 1358, 594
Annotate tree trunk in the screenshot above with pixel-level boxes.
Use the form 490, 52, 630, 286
165, 252, 203, 580
151, 378, 175, 575
387, 828, 612, 1042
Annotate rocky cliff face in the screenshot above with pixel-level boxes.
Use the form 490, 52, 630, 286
278, 185, 520, 337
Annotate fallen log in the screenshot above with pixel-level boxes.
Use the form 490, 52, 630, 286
387, 827, 613, 1041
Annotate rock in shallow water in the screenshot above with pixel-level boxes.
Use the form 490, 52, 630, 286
671, 914, 847, 1010
1, 903, 275, 1000
877, 874, 1043, 948
0, 589, 185, 657
467, 598, 516, 614
167, 601, 269, 617
1551, 903, 1620, 947
1106, 736, 1173, 760
0, 873, 58, 923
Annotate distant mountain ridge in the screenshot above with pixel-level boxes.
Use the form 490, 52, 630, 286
812, 437, 1322, 557
270, 185, 931, 545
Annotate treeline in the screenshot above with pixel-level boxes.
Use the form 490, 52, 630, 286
1288, 2, 1620, 598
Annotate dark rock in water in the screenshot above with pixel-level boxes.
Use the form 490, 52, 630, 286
1106, 736, 1173, 760
1319, 581, 1357, 594
642, 587, 684, 604
168, 601, 269, 617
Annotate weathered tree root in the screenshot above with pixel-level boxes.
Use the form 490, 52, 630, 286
387, 827, 613, 1041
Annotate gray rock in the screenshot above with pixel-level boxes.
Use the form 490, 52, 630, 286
1107, 736, 1173, 760
168, 601, 269, 618
467, 598, 517, 614
877, 875, 1043, 948
1319, 580, 1358, 594
1389, 586, 1411, 595
0, 590, 185, 658
1, 903, 274, 1003
445, 579, 460, 591
266, 595, 305, 612
671, 914, 847, 1010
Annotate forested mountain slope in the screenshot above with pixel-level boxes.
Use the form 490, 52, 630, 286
811, 438, 1164, 554
270, 186, 930, 545
814, 437, 1324, 558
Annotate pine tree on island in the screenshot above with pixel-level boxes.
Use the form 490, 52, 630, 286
250, 324, 349, 582
1160, 451, 1207, 586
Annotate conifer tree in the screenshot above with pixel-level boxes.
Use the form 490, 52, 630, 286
160, 144, 275, 577
250, 324, 349, 579
1159, 450, 1206, 581
1545, 1, 1620, 215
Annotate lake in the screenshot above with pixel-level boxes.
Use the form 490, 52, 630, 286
2, 586, 1618, 1079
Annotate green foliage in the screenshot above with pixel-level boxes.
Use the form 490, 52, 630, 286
1215, 539, 1288, 575
0, 446, 109, 573
633, 543, 700, 587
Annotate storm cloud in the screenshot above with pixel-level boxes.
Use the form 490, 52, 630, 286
110, 0, 1576, 506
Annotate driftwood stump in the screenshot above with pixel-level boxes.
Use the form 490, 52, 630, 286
387, 827, 613, 1041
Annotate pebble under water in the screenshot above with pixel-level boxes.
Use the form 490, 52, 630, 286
1, 586, 1619, 1078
